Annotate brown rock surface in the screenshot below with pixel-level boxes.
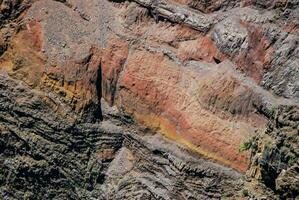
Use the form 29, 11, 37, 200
0, 0, 298, 171
0, 0, 298, 198
247, 105, 299, 199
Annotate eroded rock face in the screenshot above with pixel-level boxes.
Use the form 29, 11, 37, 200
0, 74, 244, 199
248, 106, 299, 199
0, 0, 34, 26
0, 0, 298, 199
0, 74, 123, 199
98, 0, 298, 172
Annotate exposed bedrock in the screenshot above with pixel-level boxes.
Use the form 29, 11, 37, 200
0, 0, 298, 170
99, 0, 298, 172
247, 105, 299, 199
0, 73, 244, 199
0, 0, 298, 198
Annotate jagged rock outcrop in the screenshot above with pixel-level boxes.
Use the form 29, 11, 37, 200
247, 105, 299, 199
0, 0, 34, 26
0, 0, 298, 199
99, 0, 298, 172
1, 0, 297, 172
0, 73, 244, 199
0, 73, 123, 199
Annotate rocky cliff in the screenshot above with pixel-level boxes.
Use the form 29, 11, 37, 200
247, 105, 299, 199
0, 0, 298, 199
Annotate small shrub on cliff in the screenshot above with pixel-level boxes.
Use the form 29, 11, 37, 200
190, 0, 198, 7
242, 189, 250, 197
239, 139, 253, 152
270, 106, 278, 116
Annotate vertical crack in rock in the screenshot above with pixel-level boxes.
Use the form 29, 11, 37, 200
96, 62, 103, 121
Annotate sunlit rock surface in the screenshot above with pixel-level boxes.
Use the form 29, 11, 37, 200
0, 0, 298, 199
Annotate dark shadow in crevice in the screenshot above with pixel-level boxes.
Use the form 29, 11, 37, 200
95, 63, 103, 121
213, 57, 221, 64
108, 0, 127, 3
148, 8, 167, 23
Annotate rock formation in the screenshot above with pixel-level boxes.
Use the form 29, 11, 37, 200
0, 0, 298, 199
248, 105, 299, 199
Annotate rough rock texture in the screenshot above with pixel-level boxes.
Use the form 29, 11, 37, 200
0, 73, 244, 199
0, 0, 298, 199
247, 105, 299, 199
0, 73, 122, 199
0, 0, 34, 26
99, 0, 298, 172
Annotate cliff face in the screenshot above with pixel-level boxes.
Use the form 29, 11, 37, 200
93, 0, 297, 172
0, 0, 298, 199
248, 105, 299, 198
0, 74, 243, 199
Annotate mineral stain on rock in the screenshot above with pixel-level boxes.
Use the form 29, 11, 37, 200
0, 0, 298, 199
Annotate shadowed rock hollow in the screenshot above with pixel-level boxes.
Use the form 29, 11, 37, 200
0, 0, 298, 199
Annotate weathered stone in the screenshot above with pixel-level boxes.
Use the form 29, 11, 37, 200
0, 0, 298, 198
248, 106, 299, 199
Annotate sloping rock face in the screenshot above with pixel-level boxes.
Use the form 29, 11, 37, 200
0, 74, 123, 199
0, 0, 298, 199
0, 73, 243, 199
100, 0, 298, 172
248, 105, 299, 199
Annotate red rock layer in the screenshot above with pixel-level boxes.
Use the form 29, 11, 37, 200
101, 45, 268, 172
1, 0, 297, 172
0, 18, 102, 120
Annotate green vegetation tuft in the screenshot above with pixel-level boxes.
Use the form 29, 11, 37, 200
270, 106, 277, 116
239, 139, 253, 153
242, 189, 249, 197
